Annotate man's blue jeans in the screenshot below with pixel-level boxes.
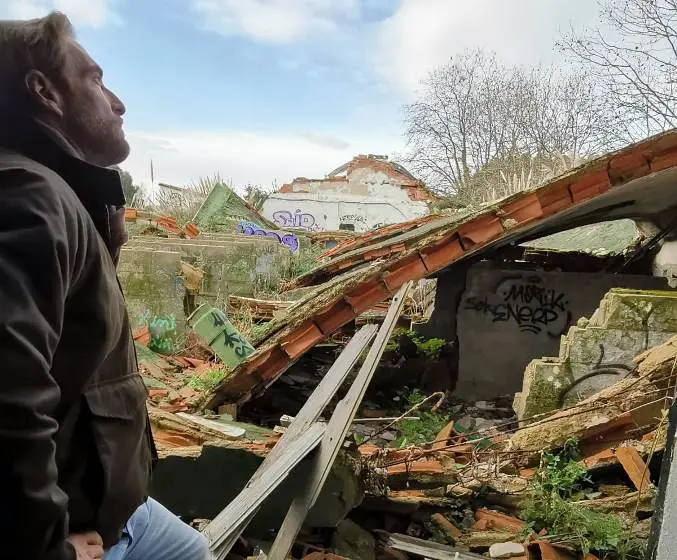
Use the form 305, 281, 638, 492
103, 498, 211, 560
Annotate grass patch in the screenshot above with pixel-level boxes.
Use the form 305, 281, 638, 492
520, 439, 645, 559
187, 369, 229, 391
290, 243, 326, 278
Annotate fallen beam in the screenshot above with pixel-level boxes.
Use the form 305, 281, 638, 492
380, 533, 485, 560
267, 283, 412, 560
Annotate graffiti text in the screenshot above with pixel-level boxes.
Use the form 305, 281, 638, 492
463, 275, 571, 337
236, 220, 300, 253
272, 209, 322, 232
210, 309, 255, 359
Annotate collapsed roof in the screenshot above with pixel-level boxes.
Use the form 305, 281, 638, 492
203, 129, 677, 411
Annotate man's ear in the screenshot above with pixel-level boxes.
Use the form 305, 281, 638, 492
24, 70, 64, 118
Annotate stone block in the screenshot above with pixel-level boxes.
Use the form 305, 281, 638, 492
565, 327, 648, 364
515, 358, 574, 424
593, 289, 677, 332
331, 519, 377, 560
560, 362, 628, 408
516, 288, 677, 422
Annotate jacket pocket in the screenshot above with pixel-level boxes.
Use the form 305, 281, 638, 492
84, 374, 151, 545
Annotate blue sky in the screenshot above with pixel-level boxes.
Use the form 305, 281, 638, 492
0, 0, 602, 193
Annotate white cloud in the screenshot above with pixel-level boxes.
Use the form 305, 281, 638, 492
121, 128, 404, 194
2, 0, 46, 19
191, 0, 360, 43
373, 0, 603, 94
0, 0, 116, 28
55, 0, 116, 28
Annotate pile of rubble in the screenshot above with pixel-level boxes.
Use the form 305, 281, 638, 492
133, 302, 676, 559
120, 130, 677, 559
349, 333, 676, 559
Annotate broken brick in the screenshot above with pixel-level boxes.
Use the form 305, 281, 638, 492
615, 446, 652, 493
568, 169, 610, 202
382, 254, 428, 292
430, 513, 462, 542
457, 214, 503, 249
418, 234, 464, 273
133, 325, 151, 347
474, 509, 525, 533
279, 320, 324, 359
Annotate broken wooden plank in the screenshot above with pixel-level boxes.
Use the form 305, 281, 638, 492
204, 422, 326, 557
175, 412, 246, 439
205, 323, 379, 559
148, 406, 240, 444
267, 283, 412, 560
381, 533, 486, 560
258, 323, 378, 472
615, 446, 652, 493
465, 531, 517, 549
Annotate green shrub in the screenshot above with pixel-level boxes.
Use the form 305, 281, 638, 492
520, 440, 645, 559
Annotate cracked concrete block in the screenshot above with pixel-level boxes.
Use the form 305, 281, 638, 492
126, 237, 292, 300
331, 519, 377, 560
593, 289, 677, 332
516, 289, 677, 423
565, 327, 648, 365
515, 359, 574, 424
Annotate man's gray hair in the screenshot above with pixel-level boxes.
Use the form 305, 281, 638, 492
0, 12, 74, 117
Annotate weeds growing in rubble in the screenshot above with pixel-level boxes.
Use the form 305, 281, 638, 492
394, 388, 450, 448
187, 369, 229, 391
520, 439, 645, 559
386, 328, 447, 359
290, 243, 326, 278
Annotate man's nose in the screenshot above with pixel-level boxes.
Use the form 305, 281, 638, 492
107, 88, 126, 116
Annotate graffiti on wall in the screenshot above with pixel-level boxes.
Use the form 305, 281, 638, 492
340, 214, 366, 224
272, 209, 322, 232
139, 309, 179, 354
463, 275, 572, 337
236, 220, 300, 253
210, 308, 254, 359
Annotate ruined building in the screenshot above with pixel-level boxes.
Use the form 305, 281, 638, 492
261, 154, 436, 232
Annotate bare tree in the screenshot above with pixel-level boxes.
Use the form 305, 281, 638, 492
402, 50, 603, 203
560, 0, 677, 143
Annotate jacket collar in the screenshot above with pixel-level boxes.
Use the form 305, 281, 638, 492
0, 119, 125, 211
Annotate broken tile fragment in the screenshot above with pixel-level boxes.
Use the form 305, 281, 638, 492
489, 542, 526, 558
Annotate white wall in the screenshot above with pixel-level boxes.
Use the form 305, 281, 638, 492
261, 168, 431, 232
262, 194, 429, 232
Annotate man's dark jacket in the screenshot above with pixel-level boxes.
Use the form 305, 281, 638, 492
0, 122, 155, 560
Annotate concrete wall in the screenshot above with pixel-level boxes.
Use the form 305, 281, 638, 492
262, 168, 430, 232
125, 235, 292, 304
425, 261, 673, 399
118, 235, 293, 352
118, 248, 186, 352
